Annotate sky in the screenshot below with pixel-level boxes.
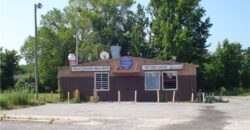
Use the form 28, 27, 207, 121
0, 0, 250, 64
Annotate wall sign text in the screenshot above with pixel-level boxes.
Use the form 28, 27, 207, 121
142, 64, 183, 70
72, 66, 110, 71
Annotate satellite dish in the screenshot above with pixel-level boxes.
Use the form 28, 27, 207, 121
100, 51, 110, 60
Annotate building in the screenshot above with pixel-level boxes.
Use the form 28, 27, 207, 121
58, 56, 198, 102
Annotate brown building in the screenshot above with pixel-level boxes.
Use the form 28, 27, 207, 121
58, 56, 198, 102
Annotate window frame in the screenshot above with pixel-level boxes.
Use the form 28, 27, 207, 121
162, 71, 178, 90
144, 71, 161, 91
94, 72, 110, 91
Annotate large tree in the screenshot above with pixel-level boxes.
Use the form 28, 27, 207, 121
65, 0, 135, 57
21, 1, 137, 90
21, 8, 75, 91
149, 0, 212, 64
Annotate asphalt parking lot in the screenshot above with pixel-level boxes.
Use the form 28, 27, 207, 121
0, 96, 249, 130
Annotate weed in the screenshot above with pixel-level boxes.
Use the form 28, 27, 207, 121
49, 118, 55, 124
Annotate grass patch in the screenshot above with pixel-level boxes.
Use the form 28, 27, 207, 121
0, 88, 60, 110
211, 87, 250, 96
0, 88, 36, 109
223, 88, 250, 96
38, 93, 60, 103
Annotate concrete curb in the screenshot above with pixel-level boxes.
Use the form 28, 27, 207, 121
0, 114, 90, 123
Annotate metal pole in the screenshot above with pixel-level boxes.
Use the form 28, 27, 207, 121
34, 4, 39, 100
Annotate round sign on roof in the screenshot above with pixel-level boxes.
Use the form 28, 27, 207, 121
100, 51, 110, 60
120, 57, 133, 70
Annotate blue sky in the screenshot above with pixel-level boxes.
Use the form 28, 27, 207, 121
1, 0, 249, 64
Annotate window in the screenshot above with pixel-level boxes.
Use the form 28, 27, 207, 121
145, 71, 160, 91
162, 71, 178, 90
95, 72, 109, 91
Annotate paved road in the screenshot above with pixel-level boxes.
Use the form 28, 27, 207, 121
0, 96, 249, 130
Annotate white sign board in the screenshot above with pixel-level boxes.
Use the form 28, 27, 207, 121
72, 66, 110, 71
142, 64, 183, 70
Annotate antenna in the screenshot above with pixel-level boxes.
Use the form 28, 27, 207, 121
100, 51, 110, 60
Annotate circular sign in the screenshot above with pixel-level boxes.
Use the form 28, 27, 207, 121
100, 51, 110, 60
120, 57, 133, 70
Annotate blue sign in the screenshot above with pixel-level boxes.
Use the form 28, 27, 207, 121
120, 57, 133, 70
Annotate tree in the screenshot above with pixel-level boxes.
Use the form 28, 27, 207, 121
204, 39, 242, 90
130, 4, 150, 57
149, 0, 212, 64
21, 1, 136, 90
21, 8, 76, 91
65, 0, 134, 56
0, 48, 20, 90
240, 47, 250, 89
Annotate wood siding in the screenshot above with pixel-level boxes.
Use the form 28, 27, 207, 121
59, 57, 197, 101
60, 75, 196, 101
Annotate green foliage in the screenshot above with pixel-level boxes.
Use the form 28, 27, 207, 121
223, 87, 250, 96
0, 97, 8, 109
78, 44, 105, 62
21, 0, 136, 91
201, 39, 250, 93
0, 48, 21, 90
240, 47, 250, 89
0, 88, 60, 109
71, 97, 81, 103
208, 39, 242, 90
66, 0, 135, 55
150, 0, 212, 63
0, 88, 33, 109
18, 0, 249, 95
38, 93, 60, 103
21, 26, 73, 91
130, 4, 151, 57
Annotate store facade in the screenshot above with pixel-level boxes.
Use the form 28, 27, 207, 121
58, 56, 198, 102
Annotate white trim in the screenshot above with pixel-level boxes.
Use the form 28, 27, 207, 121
94, 72, 110, 91
142, 64, 183, 70
144, 71, 161, 91
162, 71, 178, 90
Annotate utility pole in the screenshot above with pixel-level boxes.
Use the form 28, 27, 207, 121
75, 31, 79, 65
34, 3, 42, 100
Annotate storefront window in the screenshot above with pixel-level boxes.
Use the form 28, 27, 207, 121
145, 71, 160, 91
162, 71, 178, 90
95, 72, 109, 91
